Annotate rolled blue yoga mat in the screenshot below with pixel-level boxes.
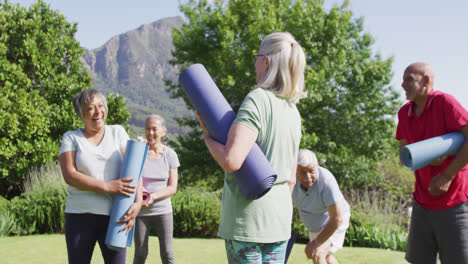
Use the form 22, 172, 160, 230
401, 132, 465, 171
179, 63, 277, 200
105, 140, 149, 251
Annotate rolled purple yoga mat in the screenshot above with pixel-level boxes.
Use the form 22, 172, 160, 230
142, 187, 151, 205
105, 140, 149, 251
179, 64, 277, 200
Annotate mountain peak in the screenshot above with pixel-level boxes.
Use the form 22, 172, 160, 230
81, 16, 188, 134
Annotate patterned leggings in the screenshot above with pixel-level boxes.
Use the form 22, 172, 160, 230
225, 239, 288, 264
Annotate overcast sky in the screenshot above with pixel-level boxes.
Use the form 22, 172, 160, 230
10, 0, 468, 109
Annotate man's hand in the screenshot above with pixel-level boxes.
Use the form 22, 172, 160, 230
304, 239, 329, 259
430, 156, 447, 166
428, 173, 452, 195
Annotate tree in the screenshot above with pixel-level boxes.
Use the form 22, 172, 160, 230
167, 0, 401, 189
0, 0, 130, 197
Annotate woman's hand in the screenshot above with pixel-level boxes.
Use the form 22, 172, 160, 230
117, 201, 142, 234
143, 193, 156, 207
105, 177, 136, 197
196, 113, 210, 137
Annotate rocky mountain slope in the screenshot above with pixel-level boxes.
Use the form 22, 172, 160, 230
81, 16, 188, 135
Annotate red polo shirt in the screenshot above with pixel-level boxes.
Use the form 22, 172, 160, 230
396, 90, 468, 210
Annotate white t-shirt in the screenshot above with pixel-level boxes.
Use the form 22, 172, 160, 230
59, 125, 129, 215
292, 166, 350, 233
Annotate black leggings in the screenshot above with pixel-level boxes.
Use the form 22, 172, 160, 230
65, 213, 126, 264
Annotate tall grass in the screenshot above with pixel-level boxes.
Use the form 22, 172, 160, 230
0, 210, 14, 236
344, 187, 410, 251
22, 162, 67, 193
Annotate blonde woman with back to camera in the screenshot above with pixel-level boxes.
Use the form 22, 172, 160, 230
197, 32, 307, 263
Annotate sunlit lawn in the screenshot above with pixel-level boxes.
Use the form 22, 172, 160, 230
0, 234, 409, 263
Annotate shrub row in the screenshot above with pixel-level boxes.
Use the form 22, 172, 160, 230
172, 187, 222, 237
345, 224, 407, 251
1, 186, 408, 252
7, 188, 67, 235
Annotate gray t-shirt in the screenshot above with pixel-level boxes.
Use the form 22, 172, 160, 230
59, 125, 129, 215
138, 146, 180, 216
292, 166, 350, 232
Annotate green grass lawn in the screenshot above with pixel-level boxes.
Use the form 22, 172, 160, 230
0, 234, 409, 263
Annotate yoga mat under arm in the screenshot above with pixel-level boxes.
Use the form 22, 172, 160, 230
401, 132, 465, 171
105, 140, 149, 251
179, 64, 277, 200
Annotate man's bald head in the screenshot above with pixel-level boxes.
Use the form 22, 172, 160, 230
404, 62, 435, 87
401, 62, 435, 105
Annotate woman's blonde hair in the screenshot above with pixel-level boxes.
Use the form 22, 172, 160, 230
256, 32, 307, 103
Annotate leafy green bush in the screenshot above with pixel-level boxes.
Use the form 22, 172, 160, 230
0, 195, 13, 236
0, 195, 8, 209
172, 187, 222, 237
0, 209, 14, 236
6, 162, 67, 235
375, 155, 414, 209
345, 223, 407, 251
8, 188, 67, 235
343, 179, 411, 251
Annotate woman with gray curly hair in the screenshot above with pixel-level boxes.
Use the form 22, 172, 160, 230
59, 89, 143, 264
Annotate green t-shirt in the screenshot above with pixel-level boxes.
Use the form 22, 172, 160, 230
217, 88, 302, 243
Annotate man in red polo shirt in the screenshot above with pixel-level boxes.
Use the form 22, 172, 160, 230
396, 62, 468, 264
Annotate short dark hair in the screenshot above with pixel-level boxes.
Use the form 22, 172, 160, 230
72, 89, 107, 118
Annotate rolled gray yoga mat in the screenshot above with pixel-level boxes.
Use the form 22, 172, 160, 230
179, 64, 277, 200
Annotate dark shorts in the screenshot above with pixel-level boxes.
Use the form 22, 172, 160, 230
406, 201, 468, 264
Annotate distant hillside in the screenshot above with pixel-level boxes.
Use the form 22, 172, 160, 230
81, 16, 189, 137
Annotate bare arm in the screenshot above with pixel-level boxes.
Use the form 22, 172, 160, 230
305, 203, 342, 259
288, 152, 298, 193
144, 168, 178, 207
399, 139, 408, 165
198, 114, 258, 173
315, 203, 342, 245
429, 125, 468, 195
58, 150, 135, 196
